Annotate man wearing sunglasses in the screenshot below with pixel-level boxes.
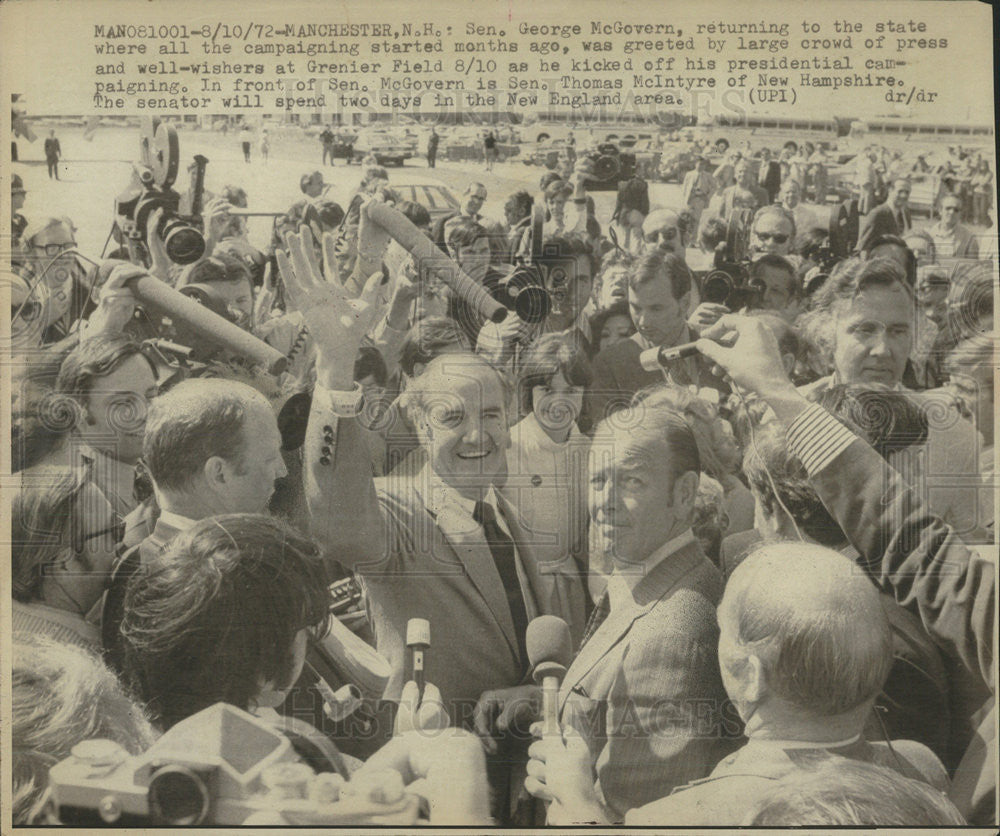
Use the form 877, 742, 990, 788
749, 205, 795, 258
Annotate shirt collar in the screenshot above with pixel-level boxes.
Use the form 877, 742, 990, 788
608, 528, 696, 611
518, 412, 581, 451
425, 466, 500, 519
156, 509, 200, 532
743, 733, 861, 751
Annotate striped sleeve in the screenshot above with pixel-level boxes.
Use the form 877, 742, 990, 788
786, 403, 858, 476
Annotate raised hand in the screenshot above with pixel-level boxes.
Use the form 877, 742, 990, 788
571, 153, 599, 194
276, 225, 383, 389
472, 684, 540, 755
696, 314, 809, 424
686, 302, 730, 336
394, 681, 450, 736
81, 262, 145, 340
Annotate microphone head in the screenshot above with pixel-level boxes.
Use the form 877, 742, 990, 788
638, 345, 664, 372
526, 615, 572, 682
405, 618, 431, 647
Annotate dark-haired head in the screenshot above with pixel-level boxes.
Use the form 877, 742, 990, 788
121, 513, 332, 729
518, 333, 592, 419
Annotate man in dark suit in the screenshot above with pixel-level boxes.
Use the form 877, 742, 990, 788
44, 129, 61, 179
587, 250, 724, 430
101, 378, 288, 670
857, 177, 913, 253
519, 392, 730, 821
530, 542, 948, 825
282, 225, 586, 718
757, 147, 782, 204
696, 312, 996, 825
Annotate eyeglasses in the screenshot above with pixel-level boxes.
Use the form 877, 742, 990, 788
32, 241, 76, 257
644, 227, 678, 242
755, 232, 789, 244
942, 205, 960, 212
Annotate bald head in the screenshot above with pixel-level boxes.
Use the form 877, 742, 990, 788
720, 543, 892, 717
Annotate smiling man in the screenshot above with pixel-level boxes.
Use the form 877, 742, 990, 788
285, 225, 586, 719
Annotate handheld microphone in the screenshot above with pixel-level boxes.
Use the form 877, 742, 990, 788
526, 616, 573, 740
405, 618, 431, 701
639, 331, 738, 372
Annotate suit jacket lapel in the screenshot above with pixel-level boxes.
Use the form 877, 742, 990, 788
415, 481, 520, 659
558, 541, 707, 710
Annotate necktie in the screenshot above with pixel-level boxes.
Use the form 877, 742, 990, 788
473, 500, 529, 668
579, 590, 610, 649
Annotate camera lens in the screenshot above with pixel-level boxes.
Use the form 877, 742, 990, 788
147, 765, 211, 825
161, 222, 206, 265
703, 271, 734, 305
513, 285, 552, 324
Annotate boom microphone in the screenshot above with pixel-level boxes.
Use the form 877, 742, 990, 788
526, 615, 573, 740
364, 201, 508, 324
124, 270, 288, 375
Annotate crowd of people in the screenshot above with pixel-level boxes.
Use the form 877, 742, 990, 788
7, 124, 997, 826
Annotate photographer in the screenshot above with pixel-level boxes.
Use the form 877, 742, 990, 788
14, 217, 90, 346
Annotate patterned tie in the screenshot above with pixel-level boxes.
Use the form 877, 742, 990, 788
473, 500, 529, 668
578, 589, 610, 649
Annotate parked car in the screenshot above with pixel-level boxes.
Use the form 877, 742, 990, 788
352, 128, 417, 166
390, 181, 460, 223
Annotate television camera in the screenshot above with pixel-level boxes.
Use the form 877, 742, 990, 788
114, 117, 208, 265
701, 207, 765, 310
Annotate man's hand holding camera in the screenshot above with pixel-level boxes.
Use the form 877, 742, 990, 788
81, 262, 146, 340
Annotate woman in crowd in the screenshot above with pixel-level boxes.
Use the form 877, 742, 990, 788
590, 299, 635, 353
504, 334, 592, 642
